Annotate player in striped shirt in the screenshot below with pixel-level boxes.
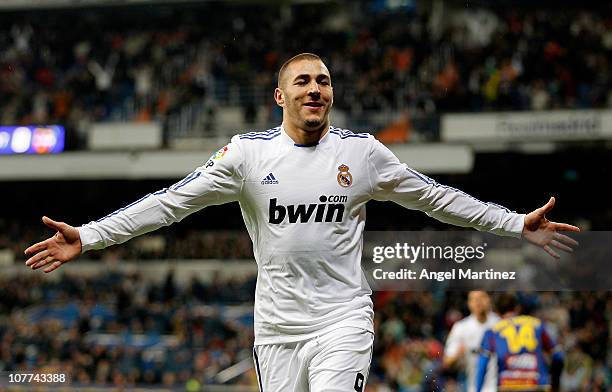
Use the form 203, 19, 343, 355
444, 291, 500, 392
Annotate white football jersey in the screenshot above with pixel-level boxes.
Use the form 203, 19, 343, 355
78, 125, 524, 345
445, 313, 500, 392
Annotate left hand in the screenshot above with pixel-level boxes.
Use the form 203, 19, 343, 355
24, 216, 82, 273
522, 197, 580, 259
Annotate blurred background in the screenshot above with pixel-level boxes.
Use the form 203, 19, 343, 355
0, 0, 610, 391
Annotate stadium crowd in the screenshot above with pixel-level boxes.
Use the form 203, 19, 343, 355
0, 270, 609, 391
0, 271, 257, 389
0, 2, 610, 144
0, 220, 256, 262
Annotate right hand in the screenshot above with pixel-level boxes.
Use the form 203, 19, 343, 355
522, 197, 580, 259
24, 216, 82, 273
443, 343, 466, 369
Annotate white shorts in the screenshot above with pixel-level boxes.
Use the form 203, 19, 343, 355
253, 327, 374, 392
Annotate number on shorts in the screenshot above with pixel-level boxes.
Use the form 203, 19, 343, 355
354, 372, 364, 392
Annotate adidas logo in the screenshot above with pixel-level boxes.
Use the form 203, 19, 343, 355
261, 173, 279, 185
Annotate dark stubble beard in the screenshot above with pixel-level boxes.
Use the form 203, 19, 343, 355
304, 119, 323, 129
303, 109, 329, 130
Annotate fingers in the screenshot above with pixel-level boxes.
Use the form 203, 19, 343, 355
552, 222, 581, 233
24, 217, 66, 256
539, 197, 556, 215
44, 261, 63, 273
25, 249, 65, 273
43, 216, 72, 236
25, 249, 50, 267
550, 239, 573, 253
42, 216, 63, 232
543, 245, 560, 259
554, 232, 579, 247
31, 255, 55, 270
24, 240, 49, 256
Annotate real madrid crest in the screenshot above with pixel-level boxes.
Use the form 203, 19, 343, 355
337, 164, 353, 188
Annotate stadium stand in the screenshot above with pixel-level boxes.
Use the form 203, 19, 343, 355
0, 1, 609, 143
0, 272, 608, 390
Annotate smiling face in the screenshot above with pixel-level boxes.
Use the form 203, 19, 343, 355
275, 58, 333, 133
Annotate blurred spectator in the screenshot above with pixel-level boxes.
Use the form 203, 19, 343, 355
0, 2, 609, 146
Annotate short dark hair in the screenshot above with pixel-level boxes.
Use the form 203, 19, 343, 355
277, 53, 323, 87
495, 293, 518, 315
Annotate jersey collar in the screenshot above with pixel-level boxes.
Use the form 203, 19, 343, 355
280, 124, 331, 148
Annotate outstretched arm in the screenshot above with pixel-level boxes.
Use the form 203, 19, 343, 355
23, 140, 244, 273
368, 139, 525, 237
24, 216, 82, 273
368, 139, 580, 257
522, 196, 580, 258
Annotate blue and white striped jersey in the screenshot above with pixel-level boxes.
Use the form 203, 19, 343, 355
78, 125, 525, 345
445, 313, 500, 392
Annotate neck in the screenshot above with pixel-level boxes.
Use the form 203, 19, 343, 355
476, 312, 487, 323
283, 120, 329, 145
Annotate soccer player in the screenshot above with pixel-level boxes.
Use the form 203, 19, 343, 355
24, 53, 579, 392
475, 294, 564, 392
444, 291, 499, 392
